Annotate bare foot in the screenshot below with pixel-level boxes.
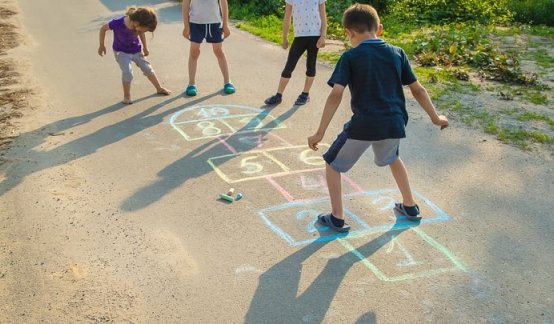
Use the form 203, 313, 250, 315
156, 87, 171, 95
123, 98, 133, 105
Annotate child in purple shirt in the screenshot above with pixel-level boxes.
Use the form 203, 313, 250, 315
98, 7, 170, 104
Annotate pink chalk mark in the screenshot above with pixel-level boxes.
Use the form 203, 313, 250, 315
216, 136, 238, 154
300, 173, 328, 191
343, 175, 365, 193
268, 132, 292, 146
266, 176, 295, 202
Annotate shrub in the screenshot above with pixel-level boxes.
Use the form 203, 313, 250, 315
507, 0, 554, 26
411, 24, 539, 85
388, 0, 512, 25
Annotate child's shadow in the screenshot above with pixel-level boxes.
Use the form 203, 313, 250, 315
120, 103, 301, 211
0, 93, 217, 197
245, 218, 416, 323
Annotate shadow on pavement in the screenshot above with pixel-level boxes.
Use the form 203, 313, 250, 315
120, 103, 301, 211
97, 0, 183, 24
0, 92, 220, 197
244, 219, 414, 323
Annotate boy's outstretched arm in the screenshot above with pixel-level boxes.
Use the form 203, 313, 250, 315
408, 81, 449, 130
182, 0, 191, 39
282, 4, 292, 49
98, 23, 109, 56
308, 84, 345, 151
220, 0, 231, 38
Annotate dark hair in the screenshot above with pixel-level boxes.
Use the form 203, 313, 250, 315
342, 4, 380, 33
126, 7, 158, 32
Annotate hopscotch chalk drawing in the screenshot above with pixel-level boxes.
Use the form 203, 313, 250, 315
169, 105, 466, 281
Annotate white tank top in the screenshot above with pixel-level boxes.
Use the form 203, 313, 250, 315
189, 0, 222, 24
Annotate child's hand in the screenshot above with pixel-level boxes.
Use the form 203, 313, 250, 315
308, 133, 323, 151
223, 25, 231, 39
182, 26, 190, 39
143, 49, 149, 56
98, 45, 106, 56
433, 115, 449, 130
317, 36, 326, 49
282, 38, 289, 49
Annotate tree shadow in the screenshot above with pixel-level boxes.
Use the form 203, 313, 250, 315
0, 92, 220, 197
245, 219, 415, 323
98, 0, 169, 12
95, 0, 183, 25
121, 104, 301, 211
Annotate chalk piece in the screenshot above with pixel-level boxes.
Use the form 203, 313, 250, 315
236, 193, 243, 201
227, 188, 235, 196
219, 193, 234, 202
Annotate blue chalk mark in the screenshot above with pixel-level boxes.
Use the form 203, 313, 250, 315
372, 196, 396, 211
258, 189, 451, 246
169, 105, 285, 141
295, 210, 325, 233
259, 205, 370, 246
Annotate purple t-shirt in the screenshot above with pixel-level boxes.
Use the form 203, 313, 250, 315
108, 16, 141, 54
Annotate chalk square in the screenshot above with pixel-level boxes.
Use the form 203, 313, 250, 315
266, 144, 329, 171
218, 132, 290, 154
208, 146, 332, 184
171, 119, 234, 141
266, 170, 361, 201
339, 228, 466, 281
343, 189, 450, 234
258, 200, 371, 246
169, 105, 286, 141
258, 189, 451, 246
222, 114, 286, 133
208, 151, 288, 183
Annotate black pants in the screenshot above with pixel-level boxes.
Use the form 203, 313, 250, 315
281, 36, 320, 78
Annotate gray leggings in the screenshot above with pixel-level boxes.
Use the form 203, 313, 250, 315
114, 51, 155, 82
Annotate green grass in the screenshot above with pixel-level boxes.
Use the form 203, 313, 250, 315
228, 9, 554, 151
235, 15, 290, 45
493, 25, 554, 38
517, 112, 554, 125
522, 91, 549, 105
531, 48, 554, 69
317, 51, 342, 64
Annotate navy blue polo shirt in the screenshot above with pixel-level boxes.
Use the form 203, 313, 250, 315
328, 39, 417, 141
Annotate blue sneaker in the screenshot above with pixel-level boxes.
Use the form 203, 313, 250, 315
264, 94, 282, 105
185, 85, 197, 97
294, 93, 310, 105
223, 83, 235, 94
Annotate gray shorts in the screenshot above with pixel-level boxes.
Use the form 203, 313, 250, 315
114, 51, 155, 82
323, 131, 400, 172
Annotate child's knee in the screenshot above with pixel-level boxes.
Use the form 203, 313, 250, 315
212, 46, 225, 58
190, 47, 201, 59
306, 64, 316, 77
122, 70, 133, 82
281, 69, 293, 78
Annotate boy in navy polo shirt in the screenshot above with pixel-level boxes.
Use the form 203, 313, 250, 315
308, 4, 449, 232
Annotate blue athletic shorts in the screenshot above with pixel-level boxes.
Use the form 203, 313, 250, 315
189, 22, 223, 44
323, 131, 400, 172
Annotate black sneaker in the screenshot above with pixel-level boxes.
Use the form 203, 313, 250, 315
264, 94, 282, 105
294, 93, 310, 105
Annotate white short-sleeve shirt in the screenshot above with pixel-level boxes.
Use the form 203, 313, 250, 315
286, 0, 325, 37
189, 0, 222, 24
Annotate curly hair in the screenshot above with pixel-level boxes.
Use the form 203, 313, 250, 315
126, 6, 158, 32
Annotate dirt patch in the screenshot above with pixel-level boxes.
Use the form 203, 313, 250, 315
0, 2, 31, 151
